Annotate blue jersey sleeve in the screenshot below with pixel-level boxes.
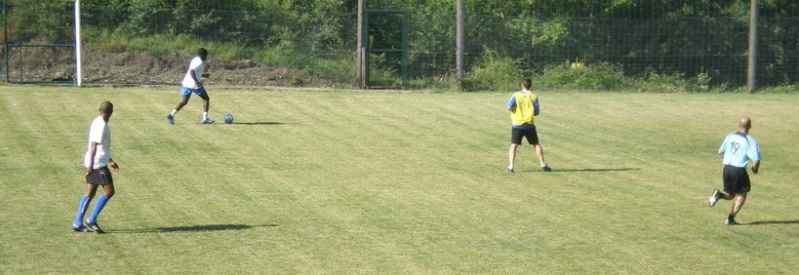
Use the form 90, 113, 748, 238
507, 95, 516, 109
747, 136, 761, 161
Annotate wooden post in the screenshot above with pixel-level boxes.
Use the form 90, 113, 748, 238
356, 0, 364, 89
456, 0, 464, 80
747, 0, 758, 93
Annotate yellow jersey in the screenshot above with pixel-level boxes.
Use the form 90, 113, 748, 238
508, 91, 539, 127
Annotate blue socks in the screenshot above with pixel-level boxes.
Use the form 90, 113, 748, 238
73, 196, 91, 227
73, 194, 112, 227
87, 194, 110, 224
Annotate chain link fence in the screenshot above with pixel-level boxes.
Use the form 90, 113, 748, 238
2, 0, 798, 89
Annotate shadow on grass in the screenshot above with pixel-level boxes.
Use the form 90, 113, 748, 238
112, 224, 278, 234
231, 122, 288, 125
550, 168, 641, 173
746, 220, 799, 225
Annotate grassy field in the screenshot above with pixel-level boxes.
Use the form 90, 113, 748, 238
1, 86, 798, 274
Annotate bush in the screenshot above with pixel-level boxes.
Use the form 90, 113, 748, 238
460, 49, 523, 92
363, 52, 403, 88
636, 71, 713, 93
536, 62, 633, 91
756, 85, 799, 94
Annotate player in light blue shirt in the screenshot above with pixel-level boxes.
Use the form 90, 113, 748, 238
708, 117, 761, 225
719, 130, 760, 168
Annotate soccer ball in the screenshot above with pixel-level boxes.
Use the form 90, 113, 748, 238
223, 113, 234, 124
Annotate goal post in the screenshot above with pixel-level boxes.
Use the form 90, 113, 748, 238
74, 0, 81, 86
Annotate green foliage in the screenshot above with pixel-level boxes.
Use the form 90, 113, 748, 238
301, 53, 356, 84
536, 62, 632, 91
4, 1, 73, 43
115, 0, 174, 36
289, 74, 301, 86
84, 28, 255, 68
81, 0, 131, 30
91, 0, 269, 46
636, 71, 714, 93
460, 49, 523, 92
364, 52, 403, 87
756, 85, 799, 94
5, 0, 799, 89
177, 0, 259, 10
250, 43, 354, 84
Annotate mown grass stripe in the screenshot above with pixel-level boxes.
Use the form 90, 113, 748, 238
1, 86, 798, 273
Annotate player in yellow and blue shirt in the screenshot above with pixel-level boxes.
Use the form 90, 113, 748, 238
506, 78, 551, 172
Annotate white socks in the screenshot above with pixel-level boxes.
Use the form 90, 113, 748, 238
172, 110, 208, 120
509, 163, 547, 170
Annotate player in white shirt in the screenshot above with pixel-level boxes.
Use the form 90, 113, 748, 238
72, 101, 119, 233
708, 117, 762, 225
167, 48, 214, 124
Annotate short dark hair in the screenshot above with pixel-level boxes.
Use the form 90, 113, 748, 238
198, 48, 208, 56
522, 78, 532, 90
99, 101, 114, 114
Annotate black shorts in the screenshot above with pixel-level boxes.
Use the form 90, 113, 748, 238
511, 127, 539, 145
86, 167, 114, 186
722, 165, 750, 194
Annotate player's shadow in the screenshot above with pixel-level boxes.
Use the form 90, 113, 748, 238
232, 122, 287, 125
113, 223, 278, 234
746, 220, 799, 225
551, 168, 641, 173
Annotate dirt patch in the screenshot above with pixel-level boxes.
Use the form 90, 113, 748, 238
84, 49, 355, 89
4, 47, 356, 89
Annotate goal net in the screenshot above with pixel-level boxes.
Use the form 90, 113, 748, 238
2, 0, 76, 84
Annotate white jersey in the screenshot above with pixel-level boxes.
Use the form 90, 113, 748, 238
181, 56, 205, 89
84, 116, 111, 169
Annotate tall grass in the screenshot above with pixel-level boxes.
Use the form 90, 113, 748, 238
85, 28, 356, 84
1, 86, 798, 273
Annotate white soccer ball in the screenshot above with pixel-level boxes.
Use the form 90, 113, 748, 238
223, 113, 234, 124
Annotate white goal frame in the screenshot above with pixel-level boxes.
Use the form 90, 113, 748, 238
74, 0, 82, 85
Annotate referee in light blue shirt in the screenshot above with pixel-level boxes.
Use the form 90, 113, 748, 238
708, 117, 761, 226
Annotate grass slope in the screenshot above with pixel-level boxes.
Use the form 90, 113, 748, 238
1, 86, 798, 273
